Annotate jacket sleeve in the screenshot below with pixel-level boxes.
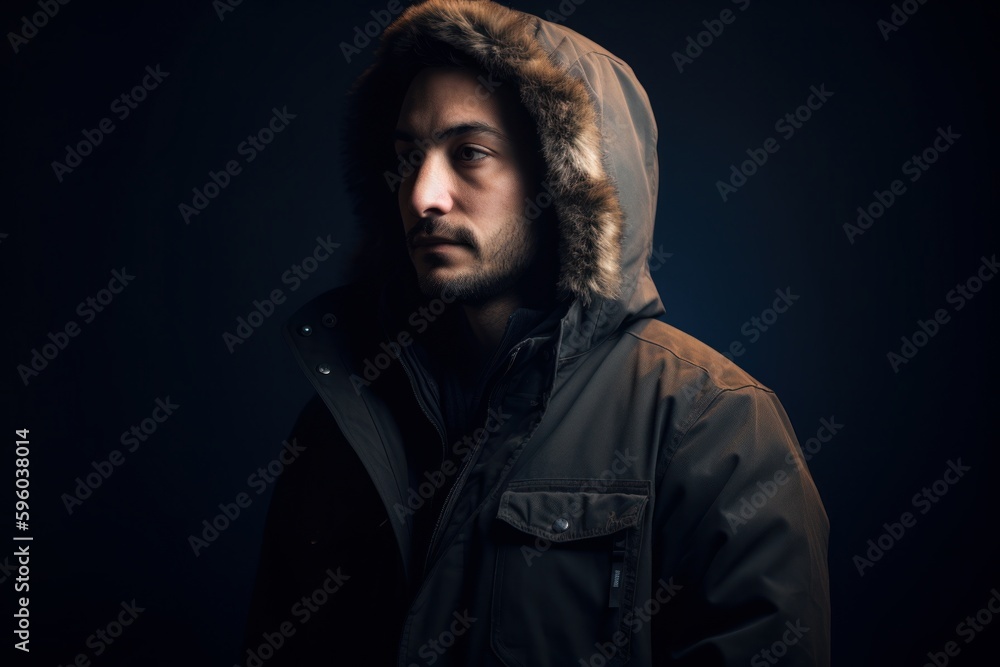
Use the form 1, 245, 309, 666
650, 386, 830, 666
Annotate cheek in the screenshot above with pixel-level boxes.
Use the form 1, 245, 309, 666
468, 171, 528, 218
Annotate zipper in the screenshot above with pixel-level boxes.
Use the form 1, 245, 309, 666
378, 299, 449, 463
395, 343, 448, 461
421, 343, 525, 576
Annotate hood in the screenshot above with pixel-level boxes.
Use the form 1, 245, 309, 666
342, 0, 663, 358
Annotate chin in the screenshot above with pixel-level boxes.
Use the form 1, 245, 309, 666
415, 268, 462, 298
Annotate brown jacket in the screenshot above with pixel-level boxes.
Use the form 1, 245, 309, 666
244, 1, 831, 665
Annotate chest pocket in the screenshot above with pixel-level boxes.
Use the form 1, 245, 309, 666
490, 479, 650, 667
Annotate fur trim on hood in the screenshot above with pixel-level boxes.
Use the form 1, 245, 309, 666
343, 0, 662, 332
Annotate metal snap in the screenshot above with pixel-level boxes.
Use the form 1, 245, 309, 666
316, 363, 332, 375
552, 517, 570, 533
322, 313, 337, 328
299, 324, 313, 336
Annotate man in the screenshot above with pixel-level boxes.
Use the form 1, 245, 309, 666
243, 1, 830, 665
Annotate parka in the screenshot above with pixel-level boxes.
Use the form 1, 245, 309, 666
243, 1, 831, 665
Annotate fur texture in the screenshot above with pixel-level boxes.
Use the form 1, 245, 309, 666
343, 0, 623, 305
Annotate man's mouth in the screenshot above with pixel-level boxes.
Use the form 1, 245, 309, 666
411, 235, 467, 249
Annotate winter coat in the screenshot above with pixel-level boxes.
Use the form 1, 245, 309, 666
243, 1, 830, 665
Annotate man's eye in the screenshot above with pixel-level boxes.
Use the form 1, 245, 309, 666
457, 146, 489, 162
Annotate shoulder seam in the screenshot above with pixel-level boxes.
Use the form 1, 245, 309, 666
654, 379, 777, 485
624, 328, 772, 393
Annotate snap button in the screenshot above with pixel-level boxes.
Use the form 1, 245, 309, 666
552, 517, 570, 533
299, 324, 313, 336
322, 313, 337, 328
316, 363, 331, 375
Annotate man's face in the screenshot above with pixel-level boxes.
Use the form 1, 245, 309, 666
394, 66, 545, 304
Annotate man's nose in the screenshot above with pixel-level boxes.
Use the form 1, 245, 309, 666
406, 152, 453, 218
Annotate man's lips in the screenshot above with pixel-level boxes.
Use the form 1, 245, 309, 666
411, 236, 468, 249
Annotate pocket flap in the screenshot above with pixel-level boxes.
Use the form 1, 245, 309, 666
496, 487, 648, 542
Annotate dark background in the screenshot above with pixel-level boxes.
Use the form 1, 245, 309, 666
3, 0, 997, 664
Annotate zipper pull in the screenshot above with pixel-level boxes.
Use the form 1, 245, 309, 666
608, 548, 625, 608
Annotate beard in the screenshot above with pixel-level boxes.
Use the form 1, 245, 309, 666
407, 214, 539, 306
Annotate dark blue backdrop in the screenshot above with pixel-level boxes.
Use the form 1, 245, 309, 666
3, 0, 998, 664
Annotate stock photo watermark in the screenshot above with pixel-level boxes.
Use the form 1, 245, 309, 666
716, 84, 834, 202
54, 600, 145, 666
877, 0, 933, 41
179, 106, 296, 224
919, 587, 1000, 667
578, 577, 683, 667
393, 406, 512, 523
886, 253, 996, 373
7, 0, 72, 54
750, 619, 811, 666
61, 396, 181, 514
222, 235, 341, 353
520, 449, 641, 567
16, 267, 136, 387
843, 125, 961, 244
385, 73, 504, 193
853, 458, 971, 576
713, 287, 800, 362
237, 567, 351, 667
51, 65, 170, 182
339, 0, 405, 63
671, 0, 751, 73
349, 285, 460, 394
187, 439, 306, 556
724, 416, 844, 534
411, 610, 478, 666
213, 0, 244, 22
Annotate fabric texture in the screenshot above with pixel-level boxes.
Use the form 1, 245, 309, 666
243, 1, 831, 665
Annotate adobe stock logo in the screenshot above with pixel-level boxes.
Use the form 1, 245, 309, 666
179, 106, 296, 225
237, 566, 351, 667
411, 610, 477, 667
886, 253, 996, 373
537, 0, 589, 25
50, 65, 170, 183
53, 600, 145, 666
187, 439, 306, 557
7, 0, 71, 54
393, 406, 512, 524
384, 74, 504, 193
16, 268, 136, 386
222, 236, 340, 354
671, 0, 751, 73
877, 0, 933, 42
213, 0, 244, 22
749, 619, 810, 666
715, 287, 800, 363
716, 84, 834, 202
724, 416, 844, 535
339, 0, 405, 63
843, 126, 961, 244
578, 577, 683, 667
853, 458, 971, 577
61, 397, 180, 515
920, 587, 1000, 667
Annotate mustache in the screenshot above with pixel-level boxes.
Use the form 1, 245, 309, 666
406, 217, 477, 250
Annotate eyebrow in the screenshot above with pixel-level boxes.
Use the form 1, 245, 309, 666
392, 121, 509, 144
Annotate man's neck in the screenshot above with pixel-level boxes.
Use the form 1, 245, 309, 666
459, 293, 523, 355
458, 268, 557, 360
432, 259, 559, 380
